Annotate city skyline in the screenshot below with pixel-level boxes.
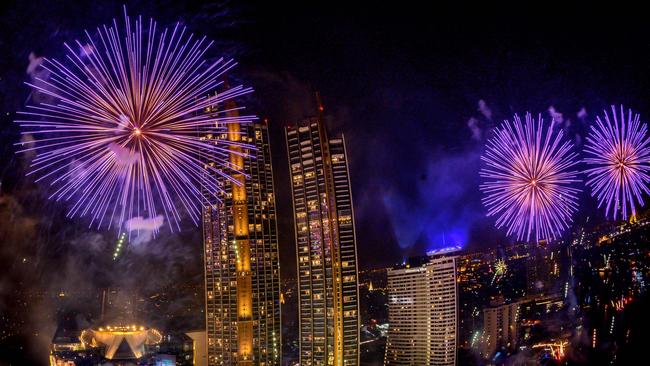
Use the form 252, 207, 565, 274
2, 1, 650, 365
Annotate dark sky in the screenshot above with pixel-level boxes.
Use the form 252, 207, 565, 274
242, 1, 650, 275
2, 1, 650, 293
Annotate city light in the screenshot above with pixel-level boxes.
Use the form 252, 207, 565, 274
532, 340, 568, 361
4, 5, 650, 366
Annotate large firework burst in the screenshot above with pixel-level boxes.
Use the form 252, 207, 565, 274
15, 9, 254, 232
583, 105, 650, 220
480, 113, 581, 242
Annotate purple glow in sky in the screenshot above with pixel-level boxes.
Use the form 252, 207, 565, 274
15, 8, 254, 233
583, 105, 650, 220
480, 113, 581, 242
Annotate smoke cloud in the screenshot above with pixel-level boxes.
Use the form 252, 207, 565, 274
108, 142, 139, 166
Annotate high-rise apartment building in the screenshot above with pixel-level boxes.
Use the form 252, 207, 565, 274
285, 110, 360, 366
202, 108, 281, 366
481, 298, 520, 358
385, 249, 458, 366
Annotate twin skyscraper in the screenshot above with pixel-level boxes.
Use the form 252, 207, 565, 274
202, 101, 360, 366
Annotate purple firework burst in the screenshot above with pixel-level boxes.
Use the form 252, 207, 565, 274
583, 105, 650, 220
15, 9, 255, 233
480, 113, 581, 242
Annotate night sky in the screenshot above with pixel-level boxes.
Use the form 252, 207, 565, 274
2, 0, 650, 341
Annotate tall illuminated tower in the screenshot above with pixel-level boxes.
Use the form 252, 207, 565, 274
385, 249, 458, 366
202, 104, 281, 366
285, 102, 360, 366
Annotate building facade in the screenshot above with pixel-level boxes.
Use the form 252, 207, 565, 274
286, 114, 360, 366
202, 111, 281, 366
481, 300, 520, 358
385, 251, 458, 366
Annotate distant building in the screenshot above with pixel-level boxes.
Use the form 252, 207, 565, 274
526, 244, 563, 296
358, 268, 389, 365
186, 331, 208, 366
480, 297, 520, 358
358, 268, 389, 325
50, 320, 196, 366
50, 316, 99, 366
385, 248, 459, 366
285, 102, 360, 366
456, 251, 488, 349
201, 108, 282, 366
80, 325, 163, 360
99, 288, 139, 322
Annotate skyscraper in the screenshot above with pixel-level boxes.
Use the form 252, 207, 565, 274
285, 108, 360, 366
202, 106, 281, 366
385, 249, 458, 366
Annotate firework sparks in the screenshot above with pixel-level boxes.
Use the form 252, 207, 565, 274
480, 113, 581, 242
15, 9, 255, 233
494, 259, 507, 276
583, 105, 650, 220
491, 259, 508, 285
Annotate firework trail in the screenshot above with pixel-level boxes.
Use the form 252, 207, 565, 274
15, 8, 255, 233
480, 113, 581, 242
583, 105, 650, 220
